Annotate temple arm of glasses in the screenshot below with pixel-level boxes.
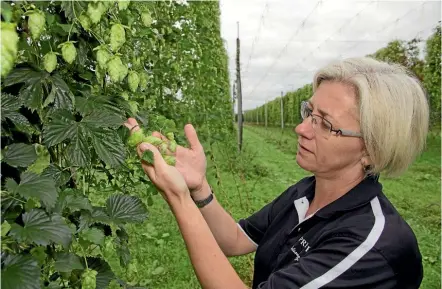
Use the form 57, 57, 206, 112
339, 129, 362, 137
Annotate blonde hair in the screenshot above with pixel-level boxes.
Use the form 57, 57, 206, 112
313, 57, 429, 177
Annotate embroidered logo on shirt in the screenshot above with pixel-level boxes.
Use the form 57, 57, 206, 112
290, 236, 311, 261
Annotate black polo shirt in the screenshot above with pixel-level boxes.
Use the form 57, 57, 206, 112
238, 175, 423, 289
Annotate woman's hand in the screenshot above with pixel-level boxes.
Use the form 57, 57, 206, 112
136, 141, 190, 205
125, 118, 207, 195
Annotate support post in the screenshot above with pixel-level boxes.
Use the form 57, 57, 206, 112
236, 22, 243, 152
280, 91, 284, 129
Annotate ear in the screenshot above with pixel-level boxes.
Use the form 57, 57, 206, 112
361, 151, 373, 171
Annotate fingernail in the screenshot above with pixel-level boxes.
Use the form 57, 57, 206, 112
140, 143, 150, 150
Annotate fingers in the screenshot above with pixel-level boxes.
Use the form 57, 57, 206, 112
137, 142, 168, 180
152, 131, 168, 142
124, 118, 140, 134
184, 123, 202, 151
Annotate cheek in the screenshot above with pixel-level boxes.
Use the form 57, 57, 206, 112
317, 139, 362, 167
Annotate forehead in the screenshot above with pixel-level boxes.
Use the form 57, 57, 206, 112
310, 81, 359, 121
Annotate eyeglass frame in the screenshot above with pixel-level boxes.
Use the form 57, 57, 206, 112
300, 101, 362, 138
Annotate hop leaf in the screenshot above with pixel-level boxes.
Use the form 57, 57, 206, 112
110, 24, 126, 52
28, 9, 45, 40
43, 52, 57, 73
96, 46, 111, 69
141, 150, 154, 164
78, 14, 91, 30
58, 41, 77, 64
141, 11, 153, 27
128, 71, 139, 92
81, 268, 98, 289
1, 22, 19, 77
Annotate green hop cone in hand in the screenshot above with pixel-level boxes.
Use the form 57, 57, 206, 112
127, 129, 145, 147
81, 268, 98, 289
168, 140, 177, 153
159, 143, 168, 154
110, 24, 126, 52
43, 51, 57, 73
128, 71, 140, 92
166, 132, 174, 141
164, 155, 176, 166
143, 136, 163, 146
1, 22, 19, 77
27, 9, 45, 40
58, 41, 77, 64
127, 126, 177, 166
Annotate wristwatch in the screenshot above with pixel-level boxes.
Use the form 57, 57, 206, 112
192, 186, 214, 208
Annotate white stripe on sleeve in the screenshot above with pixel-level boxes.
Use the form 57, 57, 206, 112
237, 223, 259, 248
300, 197, 385, 289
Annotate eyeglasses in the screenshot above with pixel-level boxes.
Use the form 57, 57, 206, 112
300, 101, 362, 139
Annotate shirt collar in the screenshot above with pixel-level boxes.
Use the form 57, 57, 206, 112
294, 175, 382, 219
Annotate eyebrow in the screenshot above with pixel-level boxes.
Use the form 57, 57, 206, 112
307, 100, 334, 121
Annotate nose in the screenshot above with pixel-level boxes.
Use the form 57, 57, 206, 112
295, 117, 314, 139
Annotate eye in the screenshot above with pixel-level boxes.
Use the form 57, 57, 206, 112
321, 119, 332, 130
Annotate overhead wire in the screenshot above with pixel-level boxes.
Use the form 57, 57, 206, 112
263, 0, 435, 97
243, 1, 270, 77
244, 0, 323, 99
243, 0, 439, 110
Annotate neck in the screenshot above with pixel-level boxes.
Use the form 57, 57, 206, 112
308, 165, 365, 214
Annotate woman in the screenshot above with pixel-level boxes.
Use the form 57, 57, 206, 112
124, 57, 428, 289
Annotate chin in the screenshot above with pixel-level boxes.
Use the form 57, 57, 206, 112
296, 152, 314, 173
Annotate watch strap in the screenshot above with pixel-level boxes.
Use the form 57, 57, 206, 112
192, 186, 214, 208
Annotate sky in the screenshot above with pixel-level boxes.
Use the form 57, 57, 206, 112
218, 0, 441, 112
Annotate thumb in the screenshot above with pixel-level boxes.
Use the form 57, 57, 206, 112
138, 142, 167, 168
184, 124, 202, 151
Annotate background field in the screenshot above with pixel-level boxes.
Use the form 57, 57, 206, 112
118, 124, 441, 289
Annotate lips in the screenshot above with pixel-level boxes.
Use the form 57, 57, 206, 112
298, 143, 312, 153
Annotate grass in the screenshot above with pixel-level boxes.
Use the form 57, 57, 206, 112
108, 124, 440, 289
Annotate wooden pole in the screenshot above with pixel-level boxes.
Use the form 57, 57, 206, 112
236, 22, 243, 152
280, 91, 284, 129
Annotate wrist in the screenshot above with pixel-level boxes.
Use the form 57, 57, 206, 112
190, 178, 211, 201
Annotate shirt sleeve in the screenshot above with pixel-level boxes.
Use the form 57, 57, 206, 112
237, 185, 296, 247
256, 234, 397, 289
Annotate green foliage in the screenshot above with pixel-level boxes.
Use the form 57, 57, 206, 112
423, 25, 441, 125
244, 83, 312, 126
1, 0, 232, 288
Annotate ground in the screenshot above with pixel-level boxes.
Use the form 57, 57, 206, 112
119, 124, 440, 289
